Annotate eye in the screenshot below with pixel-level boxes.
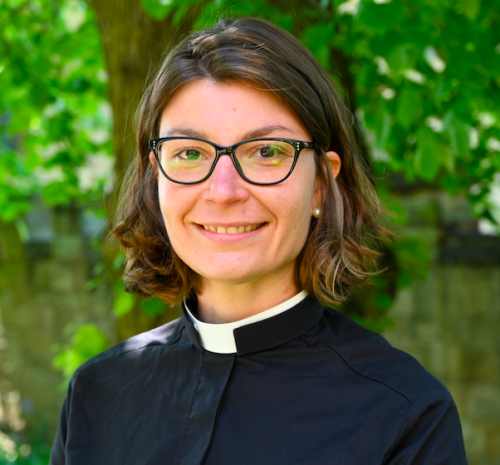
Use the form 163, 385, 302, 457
259, 145, 281, 158
183, 149, 201, 160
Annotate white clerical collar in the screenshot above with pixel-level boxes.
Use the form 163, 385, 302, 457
184, 291, 308, 354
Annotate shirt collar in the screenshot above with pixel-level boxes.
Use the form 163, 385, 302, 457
182, 291, 324, 356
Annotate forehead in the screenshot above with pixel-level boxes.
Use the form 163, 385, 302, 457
159, 79, 310, 145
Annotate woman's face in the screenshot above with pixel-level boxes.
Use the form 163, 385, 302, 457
154, 79, 322, 292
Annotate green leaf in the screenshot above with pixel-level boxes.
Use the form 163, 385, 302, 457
374, 109, 392, 151
172, 2, 189, 25
275, 12, 294, 32
414, 127, 441, 181
53, 324, 110, 384
141, 0, 173, 20
374, 292, 393, 310
0, 199, 31, 222
358, 1, 405, 32
394, 234, 432, 288
301, 22, 334, 69
387, 44, 416, 73
443, 112, 471, 157
456, 0, 481, 20
42, 182, 74, 207
396, 88, 422, 130
113, 286, 136, 317
141, 296, 167, 318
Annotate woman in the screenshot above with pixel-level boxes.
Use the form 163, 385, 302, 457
50, 17, 468, 464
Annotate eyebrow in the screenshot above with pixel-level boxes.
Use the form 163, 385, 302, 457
159, 125, 298, 142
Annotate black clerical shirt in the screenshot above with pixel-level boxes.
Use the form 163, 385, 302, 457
50, 296, 468, 464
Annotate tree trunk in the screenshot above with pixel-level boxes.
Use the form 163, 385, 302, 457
88, 0, 199, 203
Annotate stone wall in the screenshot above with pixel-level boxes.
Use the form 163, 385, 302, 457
0, 204, 115, 441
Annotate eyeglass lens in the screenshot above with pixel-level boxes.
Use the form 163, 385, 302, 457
156, 139, 297, 184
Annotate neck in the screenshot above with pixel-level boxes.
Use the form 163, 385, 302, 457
196, 272, 299, 324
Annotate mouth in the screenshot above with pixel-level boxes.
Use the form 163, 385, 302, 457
199, 223, 266, 235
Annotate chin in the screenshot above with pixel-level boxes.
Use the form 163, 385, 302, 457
198, 268, 263, 285
190, 259, 266, 285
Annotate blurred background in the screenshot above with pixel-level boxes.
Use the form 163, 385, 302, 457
0, 0, 499, 463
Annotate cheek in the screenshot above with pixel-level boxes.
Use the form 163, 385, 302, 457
157, 178, 169, 220
278, 173, 316, 245
157, 178, 181, 235
292, 162, 317, 218
292, 197, 314, 241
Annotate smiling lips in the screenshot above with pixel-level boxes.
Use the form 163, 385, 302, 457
201, 223, 265, 234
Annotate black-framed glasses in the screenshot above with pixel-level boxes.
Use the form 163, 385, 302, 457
148, 137, 317, 185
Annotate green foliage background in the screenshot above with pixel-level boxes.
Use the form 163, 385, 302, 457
0, 0, 112, 222
1, 0, 499, 460
2, 0, 499, 223
1, 0, 499, 375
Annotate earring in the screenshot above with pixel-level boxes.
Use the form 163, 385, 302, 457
312, 208, 321, 218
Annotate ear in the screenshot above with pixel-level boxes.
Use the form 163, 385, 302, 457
312, 151, 341, 211
325, 150, 341, 178
149, 151, 158, 171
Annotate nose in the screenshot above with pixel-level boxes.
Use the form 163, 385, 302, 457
203, 154, 250, 205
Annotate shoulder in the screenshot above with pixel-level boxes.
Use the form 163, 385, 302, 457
74, 317, 184, 377
320, 307, 449, 404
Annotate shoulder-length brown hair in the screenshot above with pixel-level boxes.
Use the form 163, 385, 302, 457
113, 17, 389, 305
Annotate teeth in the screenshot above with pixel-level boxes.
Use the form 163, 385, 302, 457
202, 224, 262, 234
